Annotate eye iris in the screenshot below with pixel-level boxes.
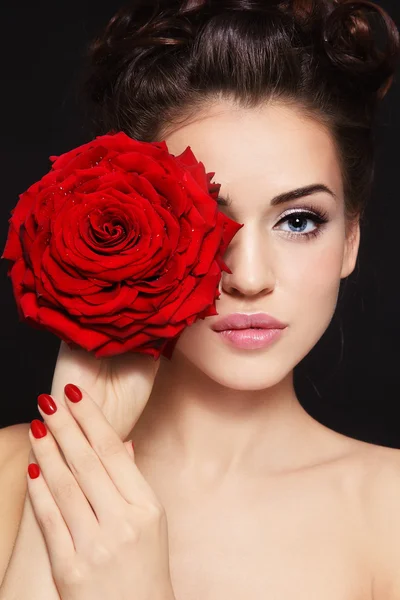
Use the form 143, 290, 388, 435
288, 215, 308, 233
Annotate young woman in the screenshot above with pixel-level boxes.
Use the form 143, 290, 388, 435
0, 1, 399, 598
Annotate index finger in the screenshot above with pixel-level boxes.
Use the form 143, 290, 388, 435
62, 383, 158, 507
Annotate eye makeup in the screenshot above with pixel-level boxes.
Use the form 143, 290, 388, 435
216, 197, 330, 242
274, 202, 330, 241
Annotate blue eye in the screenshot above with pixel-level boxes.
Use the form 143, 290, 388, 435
216, 198, 330, 241
275, 207, 329, 241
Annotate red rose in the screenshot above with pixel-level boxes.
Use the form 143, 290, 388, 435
2, 132, 243, 359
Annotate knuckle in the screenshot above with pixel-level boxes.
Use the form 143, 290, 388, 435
95, 435, 122, 459
38, 510, 60, 532
69, 449, 99, 477
149, 499, 165, 517
57, 562, 88, 588
88, 543, 113, 567
115, 520, 140, 544
107, 509, 141, 543
142, 500, 165, 522
53, 477, 77, 502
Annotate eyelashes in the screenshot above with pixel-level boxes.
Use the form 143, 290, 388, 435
274, 203, 330, 241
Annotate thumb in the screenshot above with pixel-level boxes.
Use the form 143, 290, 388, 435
124, 439, 135, 461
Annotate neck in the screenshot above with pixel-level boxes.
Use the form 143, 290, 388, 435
131, 351, 321, 481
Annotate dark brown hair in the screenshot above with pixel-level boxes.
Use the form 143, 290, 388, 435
82, 0, 400, 224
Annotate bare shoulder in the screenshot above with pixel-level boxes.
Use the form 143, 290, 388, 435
0, 422, 31, 460
340, 437, 400, 600
344, 436, 400, 501
336, 434, 400, 514
363, 442, 400, 600
0, 423, 32, 583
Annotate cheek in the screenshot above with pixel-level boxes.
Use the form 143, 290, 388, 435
282, 235, 345, 332
174, 319, 210, 352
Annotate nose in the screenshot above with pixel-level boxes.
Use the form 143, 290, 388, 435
220, 223, 276, 299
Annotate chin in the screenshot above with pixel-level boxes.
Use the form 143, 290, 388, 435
209, 369, 289, 392
177, 346, 294, 391
172, 328, 296, 391
172, 315, 332, 392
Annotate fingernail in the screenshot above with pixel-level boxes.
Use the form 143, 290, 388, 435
38, 393, 57, 415
64, 383, 82, 403
28, 463, 40, 479
31, 419, 47, 439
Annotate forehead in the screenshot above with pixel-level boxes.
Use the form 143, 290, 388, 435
162, 101, 343, 204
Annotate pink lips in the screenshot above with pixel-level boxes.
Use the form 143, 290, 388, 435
212, 312, 287, 332
211, 312, 287, 350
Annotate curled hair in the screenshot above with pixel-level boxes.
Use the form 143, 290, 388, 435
82, 0, 400, 222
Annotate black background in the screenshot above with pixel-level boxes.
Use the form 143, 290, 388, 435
1, 2, 399, 444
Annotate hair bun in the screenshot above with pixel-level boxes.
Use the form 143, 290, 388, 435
322, 0, 400, 101
91, 2, 194, 55
178, 0, 399, 103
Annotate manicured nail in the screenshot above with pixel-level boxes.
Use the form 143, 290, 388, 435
31, 419, 47, 439
38, 393, 57, 415
28, 463, 40, 479
64, 383, 82, 403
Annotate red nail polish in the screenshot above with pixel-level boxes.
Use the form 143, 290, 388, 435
64, 383, 82, 403
31, 419, 47, 439
28, 463, 40, 479
38, 393, 57, 415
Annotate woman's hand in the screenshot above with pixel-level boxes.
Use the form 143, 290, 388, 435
50, 341, 160, 441
26, 383, 176, 600
0, 347, 162, 599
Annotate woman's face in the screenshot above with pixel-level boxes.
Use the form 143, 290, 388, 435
161, 100, 360, 391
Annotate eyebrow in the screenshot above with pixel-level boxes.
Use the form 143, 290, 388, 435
217, 184, 337, 207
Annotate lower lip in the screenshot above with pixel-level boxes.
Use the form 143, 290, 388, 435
215, 328, 285, 350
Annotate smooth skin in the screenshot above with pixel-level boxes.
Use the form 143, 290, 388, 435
0, 346, 161, 599
1, 99, 400, 599
26, 384, 175, 600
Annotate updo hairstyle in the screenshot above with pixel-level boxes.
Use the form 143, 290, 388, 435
82, 0, 400, 225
